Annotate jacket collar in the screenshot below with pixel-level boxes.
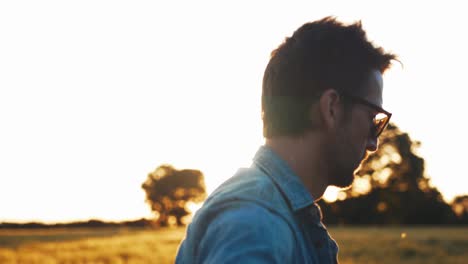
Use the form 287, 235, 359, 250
252, 145, 315, 212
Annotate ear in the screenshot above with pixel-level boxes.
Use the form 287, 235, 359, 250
317, 89, 342, 130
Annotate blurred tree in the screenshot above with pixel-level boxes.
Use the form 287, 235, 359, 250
142, 165, 207, 226
451, 195, 468, 224
319, 123, 457, 225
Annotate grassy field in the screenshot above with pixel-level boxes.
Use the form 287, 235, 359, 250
0, 226, 467, 263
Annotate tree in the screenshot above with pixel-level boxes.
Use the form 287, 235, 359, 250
142, 164, 207, 226
451, 195, 468, 224
319, 123, 457, 225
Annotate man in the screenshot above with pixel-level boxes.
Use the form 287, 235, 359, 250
176, 17, 397, 263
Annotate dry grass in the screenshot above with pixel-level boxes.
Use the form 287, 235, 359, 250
0, 226, 467, 264
331, 226, 468, 264
0, 227, 182, 264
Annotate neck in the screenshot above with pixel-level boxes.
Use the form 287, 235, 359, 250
265, 134, 330, 201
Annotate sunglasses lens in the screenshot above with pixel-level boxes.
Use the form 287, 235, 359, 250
374, 113, 389, 136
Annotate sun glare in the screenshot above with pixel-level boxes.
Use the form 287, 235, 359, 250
323, 187, 340, 203
186, 201, 202, 215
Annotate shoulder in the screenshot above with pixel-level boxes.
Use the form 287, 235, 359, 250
176, 168, 297, 263
192, 167, 294, 235
205, 167, 289, 211
193, 201, 295, 263
203, 199, 293, 234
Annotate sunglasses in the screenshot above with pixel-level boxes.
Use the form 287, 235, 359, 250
342, 94, 392, 137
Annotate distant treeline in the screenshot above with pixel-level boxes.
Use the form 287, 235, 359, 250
0, 218, 155, 229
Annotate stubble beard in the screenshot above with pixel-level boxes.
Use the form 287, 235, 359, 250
335, 151, 372, 189
327, 142, 356, 189
332, 167, 355, 189
328, 131, 373, 189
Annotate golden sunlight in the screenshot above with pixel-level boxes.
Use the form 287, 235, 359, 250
352, 176, 372, 195
323, 186, 340, 203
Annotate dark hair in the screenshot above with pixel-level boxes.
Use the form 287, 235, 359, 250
262, 17, 397, 138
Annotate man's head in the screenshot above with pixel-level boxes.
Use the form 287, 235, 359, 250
262, 17, 397, 189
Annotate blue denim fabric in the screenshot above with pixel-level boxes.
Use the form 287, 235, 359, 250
176, 146, 339, 263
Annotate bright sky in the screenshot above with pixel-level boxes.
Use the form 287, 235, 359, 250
1, 1, 467, 223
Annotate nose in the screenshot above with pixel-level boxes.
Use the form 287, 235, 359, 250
366, 136, 378, 152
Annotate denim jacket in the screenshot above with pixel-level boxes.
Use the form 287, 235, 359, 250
176, 146, 339, 263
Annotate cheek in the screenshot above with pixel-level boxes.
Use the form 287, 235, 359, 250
339, 114, 368, 156
348, 122, 369, 153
